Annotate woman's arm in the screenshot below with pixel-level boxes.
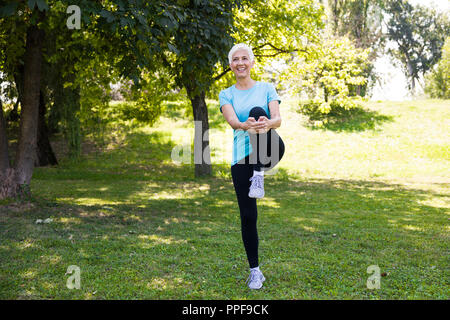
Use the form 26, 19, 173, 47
221, 104, 265, 132
255, 100, 282, 133
221, 104, 243, 130
267, 100, 282, 130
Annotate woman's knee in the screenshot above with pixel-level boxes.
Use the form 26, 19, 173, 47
249, 106, 268, 121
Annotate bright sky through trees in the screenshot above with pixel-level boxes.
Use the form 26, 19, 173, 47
371, 0, 449, 100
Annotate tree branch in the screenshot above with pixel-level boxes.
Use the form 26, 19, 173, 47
213, 66, 231, 82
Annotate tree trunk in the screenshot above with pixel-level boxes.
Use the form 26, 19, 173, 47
406, 59, 416, 92
7, 64, 25, 122
0, 100, 16, 199
332, 0, 339, 35
36, 89, 58, 166
0, 100, 10, 174
187, 87, 211, 177
7, 100, 20, 123
4, 22, 45, 199
411, 77, 416, 93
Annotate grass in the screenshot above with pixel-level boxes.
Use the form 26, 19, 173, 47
0, 98, 449, 299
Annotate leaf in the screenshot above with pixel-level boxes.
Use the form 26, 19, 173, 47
120, 17, 128, 28
167, 43, 179, 55
35, 0, 49, 11
0, 2, 19, 17
99, 10, 115, 23
27, 0, 37, 10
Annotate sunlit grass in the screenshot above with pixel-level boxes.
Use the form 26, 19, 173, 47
0, 98, 448, 299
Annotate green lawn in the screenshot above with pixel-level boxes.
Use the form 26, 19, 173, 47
0, 98, 449, 299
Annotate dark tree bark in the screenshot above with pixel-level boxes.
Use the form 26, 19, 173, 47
186, 86, 212, 177
0, 21, 45, 199
1, 92, 16, 200
36, 89, 58, 166
7, 64, 25, 122
0, 100, 10, 174
7, 100, 20, 123
14, 23, 44, 185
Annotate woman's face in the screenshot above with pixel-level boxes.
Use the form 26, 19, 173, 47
230, 49, 254, 79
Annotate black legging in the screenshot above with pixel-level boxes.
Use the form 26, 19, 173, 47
231, 106, 285, 268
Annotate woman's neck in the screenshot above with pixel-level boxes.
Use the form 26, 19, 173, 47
235, 78, 256, 90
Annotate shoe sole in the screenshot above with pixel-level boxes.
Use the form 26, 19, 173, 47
248, 275, 265, 290
248, 191, 264, 198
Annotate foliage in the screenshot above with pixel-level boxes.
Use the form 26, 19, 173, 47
118, 69, 177, 124
285, 37, 370, 119
232, 0, 324, 56
0, 0, 182, 158
424, 37, 450, 99
209, 0, 325, 96
384, 0, 450, 91
326, 0, 385, 51
160, 0, 240, 98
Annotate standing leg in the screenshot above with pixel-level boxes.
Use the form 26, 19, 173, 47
231, 161, 259, 268
231, 161, 266, 289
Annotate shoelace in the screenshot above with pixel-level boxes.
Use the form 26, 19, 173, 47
249, 175, 263, 189
245, 270, 260, 284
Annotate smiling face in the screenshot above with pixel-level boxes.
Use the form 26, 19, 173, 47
230, 49, 255, 79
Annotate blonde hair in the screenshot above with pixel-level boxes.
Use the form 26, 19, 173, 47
228, 43, 255, 64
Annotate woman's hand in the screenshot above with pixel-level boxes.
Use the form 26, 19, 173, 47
241, 116, 271, 134
240, 117, 257, 133
255, 116, 270, 134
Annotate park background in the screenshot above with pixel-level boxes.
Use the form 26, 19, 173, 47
0, 0, 449, 299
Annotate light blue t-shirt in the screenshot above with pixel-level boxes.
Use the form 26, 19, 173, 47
219, 81, 281, 166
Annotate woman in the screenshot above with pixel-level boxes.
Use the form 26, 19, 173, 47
219, 43, 285, 289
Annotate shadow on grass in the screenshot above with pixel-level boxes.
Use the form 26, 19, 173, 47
159, 99, 227, 130
304, 106, 395, 132
207, 101, 228, 130
1, 117, 447, 299
163, 100, 191, 121
0, 163, 448, 298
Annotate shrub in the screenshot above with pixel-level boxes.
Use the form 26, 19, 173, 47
424, 37, 449, 99
284, 37, 371, 119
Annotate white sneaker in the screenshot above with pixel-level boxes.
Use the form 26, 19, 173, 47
246, 269, 266, 290
248, 175, 264, 198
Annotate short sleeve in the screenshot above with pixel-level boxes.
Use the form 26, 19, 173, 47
219, 90, 232, 113
267, 83, 281, 105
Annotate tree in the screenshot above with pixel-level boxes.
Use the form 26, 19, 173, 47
384, 0, 450, 92
425, 37, 450, 99
232, 0, 324, 69
0, 0, 179, 199
180, 0, 325, 176
160, 0, 241, 177
209, 0, 325, 102
326, 0, 384, 51
323, 0, 385, 96
0, 99, 9, 175
286, 36, 371, 120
